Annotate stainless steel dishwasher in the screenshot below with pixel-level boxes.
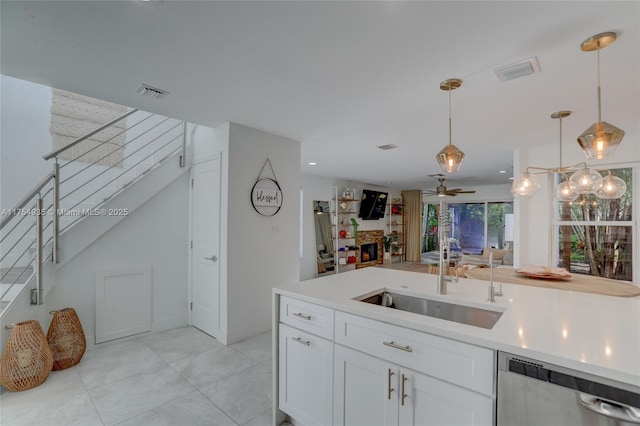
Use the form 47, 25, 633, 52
498, 351, 640, 425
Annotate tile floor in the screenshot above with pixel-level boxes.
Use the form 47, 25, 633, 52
0, 327, 274, 426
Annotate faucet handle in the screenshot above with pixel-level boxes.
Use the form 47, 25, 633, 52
495, 283, 504, 297
487, 284, 495, 302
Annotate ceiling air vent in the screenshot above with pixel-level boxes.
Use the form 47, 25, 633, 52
494, 57, 541, 82
378, 144, 398, 151
135, 84, 169, 99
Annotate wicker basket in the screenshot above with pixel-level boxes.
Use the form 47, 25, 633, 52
0, 320, 54, 391
47, 308, 86, 370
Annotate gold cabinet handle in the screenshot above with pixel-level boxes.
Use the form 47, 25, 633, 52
387, 368, 395, 400
292, 336, 311, 346
293, 312, 311, 321
383, 341, 413, 352
401, 374, 408, 406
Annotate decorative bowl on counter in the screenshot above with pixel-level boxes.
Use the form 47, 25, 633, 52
516, 265, 572, 280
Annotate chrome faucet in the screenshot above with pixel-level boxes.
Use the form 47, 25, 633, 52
438, 238, 447, 295
438, 238, 458, 295
437, 200, 458, 295
487, 252, 504, 302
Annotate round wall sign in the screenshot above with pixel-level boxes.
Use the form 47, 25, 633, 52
251, 178, 283, 216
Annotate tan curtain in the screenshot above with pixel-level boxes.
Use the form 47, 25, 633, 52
402, 190, 422, 262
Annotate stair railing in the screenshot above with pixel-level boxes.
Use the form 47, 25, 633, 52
1, 173, 55, 306
1, 107, 187, 314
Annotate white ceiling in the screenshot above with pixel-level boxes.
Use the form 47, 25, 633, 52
2, 1, 638, 190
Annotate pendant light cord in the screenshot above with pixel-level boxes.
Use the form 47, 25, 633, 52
558, 116, 563, 170
448, 85, 453, 146
597, 41, 602, 122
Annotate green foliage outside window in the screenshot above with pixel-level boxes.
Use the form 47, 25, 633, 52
557, 168, 633, 280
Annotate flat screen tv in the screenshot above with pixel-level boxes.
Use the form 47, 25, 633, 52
359, 190, 388, 220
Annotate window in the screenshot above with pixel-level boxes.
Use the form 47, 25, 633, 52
449, 203, 485, 254
488, 202, 514, 250
423, 201, 513, 254
554, 167, 633, 280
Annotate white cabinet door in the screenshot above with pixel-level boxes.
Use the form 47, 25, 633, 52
399, 367, 493, 426
334, 345, 398, 426
279, 324, 333, 426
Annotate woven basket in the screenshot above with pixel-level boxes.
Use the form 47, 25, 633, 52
47, 308, 86, 370
0, 320, 54, 392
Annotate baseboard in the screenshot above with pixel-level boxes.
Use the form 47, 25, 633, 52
224, 322, 271, 345
153, 314, 189, 333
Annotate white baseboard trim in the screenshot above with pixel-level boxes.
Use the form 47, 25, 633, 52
224, 322, 271, 345
153, 315, 189, 333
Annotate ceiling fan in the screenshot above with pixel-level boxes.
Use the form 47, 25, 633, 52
423, 175, 476, 197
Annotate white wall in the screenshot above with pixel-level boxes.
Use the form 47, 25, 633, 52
220, 123, 300, 344
43, 172, 190, 345
0, 75, 54, 210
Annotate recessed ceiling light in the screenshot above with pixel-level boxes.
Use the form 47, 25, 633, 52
308, 162, 317, 166
499, 170, 507, 174
509, 177, 515, 180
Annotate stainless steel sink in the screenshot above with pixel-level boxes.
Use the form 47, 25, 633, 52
359, 291, 503, 329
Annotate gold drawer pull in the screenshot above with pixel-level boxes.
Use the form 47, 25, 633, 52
292, 336, 311, 346
383, 341, 413, 352
293, 312, 311, 321
387, 368, 395, 400
401, 374, 408, 406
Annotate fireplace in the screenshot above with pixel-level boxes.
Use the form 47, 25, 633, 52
355, 230, 384, 268
361, 243, 378, 263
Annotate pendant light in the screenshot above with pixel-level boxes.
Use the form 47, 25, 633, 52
595, 171, 627, 199
577, 32, 625, 159
567, 167, 603, 194
511, 172, 540, 198
436, 79, 465, 174
511, 110, 622, 200
552, 111, 578, 202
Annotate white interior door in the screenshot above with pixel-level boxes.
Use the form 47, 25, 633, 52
191, 156, 221, 337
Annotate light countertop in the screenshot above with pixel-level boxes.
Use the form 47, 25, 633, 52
274, 267, 640, 387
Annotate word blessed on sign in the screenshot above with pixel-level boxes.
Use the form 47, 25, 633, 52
250, 176, 283, 216
253, 187, 282, 207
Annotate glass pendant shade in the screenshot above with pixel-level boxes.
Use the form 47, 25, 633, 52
436, 144, 465, 174
568, 168, 603, 194
595, 174, 627, 199
511, 173, 540, 198
555, 180, 579, 202
577, 121, 625, 159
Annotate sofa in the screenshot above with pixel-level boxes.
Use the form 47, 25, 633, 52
461, 247, 513, 266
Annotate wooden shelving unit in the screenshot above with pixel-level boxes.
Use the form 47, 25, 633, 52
332, 197, 359, 273
387, 199, 406, 262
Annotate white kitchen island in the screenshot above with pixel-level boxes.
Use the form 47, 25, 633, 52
272, 267, 640, 426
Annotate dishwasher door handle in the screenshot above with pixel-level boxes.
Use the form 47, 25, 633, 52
578, 393, 640, 424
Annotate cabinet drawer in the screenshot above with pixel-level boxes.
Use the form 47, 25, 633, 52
280, 296, 334, 340
334, 311, 494, 396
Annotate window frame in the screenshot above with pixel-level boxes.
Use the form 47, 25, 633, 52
552, 166, 636, 282
423, 199, 514, 254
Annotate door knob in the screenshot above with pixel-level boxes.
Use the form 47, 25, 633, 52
204, 255, 217, 262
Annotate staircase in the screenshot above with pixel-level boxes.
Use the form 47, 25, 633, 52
0, 108, 190, 322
